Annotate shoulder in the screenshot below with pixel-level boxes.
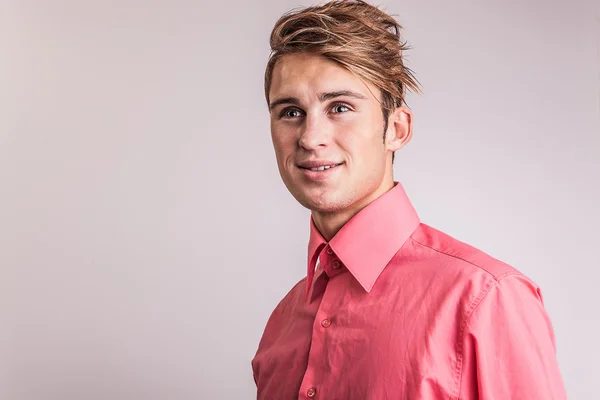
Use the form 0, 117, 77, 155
408, 222, 529, 282
254, 276, 307, 349
405, 223, 551, 337
401, 222, 545, 318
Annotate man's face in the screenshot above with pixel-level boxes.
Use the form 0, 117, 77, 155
268, 53, 396, 214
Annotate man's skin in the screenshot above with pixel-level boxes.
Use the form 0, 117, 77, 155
268, 52, 414, 240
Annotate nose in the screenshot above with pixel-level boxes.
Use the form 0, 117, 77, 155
298, 114, 329, 151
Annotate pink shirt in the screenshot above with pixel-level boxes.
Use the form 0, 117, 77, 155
252, 182, 567, 399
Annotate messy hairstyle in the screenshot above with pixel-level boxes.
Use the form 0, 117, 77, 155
264, 0, 422, 163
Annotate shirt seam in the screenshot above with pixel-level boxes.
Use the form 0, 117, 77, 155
409, 236, 521, 399
451, 273, 521, 399
409, 236, 510, 280
450, 278, 495, 400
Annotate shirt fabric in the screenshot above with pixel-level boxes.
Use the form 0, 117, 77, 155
251, 181, 567, 399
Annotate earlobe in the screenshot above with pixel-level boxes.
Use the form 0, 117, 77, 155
386, 106, 413, 152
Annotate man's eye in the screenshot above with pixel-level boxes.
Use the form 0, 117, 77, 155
331, 104, 351, 113
282, 108, 302, 118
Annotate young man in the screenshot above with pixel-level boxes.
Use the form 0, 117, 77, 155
251, 1, 567, 399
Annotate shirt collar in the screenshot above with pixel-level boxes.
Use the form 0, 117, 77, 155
305, 181, 420, 302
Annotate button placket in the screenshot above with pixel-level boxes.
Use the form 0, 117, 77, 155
300, 252, 338, 400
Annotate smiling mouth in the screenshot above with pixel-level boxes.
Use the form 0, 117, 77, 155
299, 163, 344, 171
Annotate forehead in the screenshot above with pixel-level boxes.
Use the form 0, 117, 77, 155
269, 53, 378, 100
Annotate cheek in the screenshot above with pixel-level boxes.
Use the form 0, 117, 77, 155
339, 120, 381, 153
271, 130, 295, 162
270, 126, 285, 148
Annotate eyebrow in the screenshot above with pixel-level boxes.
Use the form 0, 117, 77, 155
268, 90, 368, 112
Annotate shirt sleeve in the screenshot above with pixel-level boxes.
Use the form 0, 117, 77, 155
457, 273, 567, 399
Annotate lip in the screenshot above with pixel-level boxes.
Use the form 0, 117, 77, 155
297, 160, 343, 169
297, 162, 344, 181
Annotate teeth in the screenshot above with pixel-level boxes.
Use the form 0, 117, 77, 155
310, 164, 338, 171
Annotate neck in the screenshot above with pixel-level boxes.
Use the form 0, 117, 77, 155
312, 176, 395, 241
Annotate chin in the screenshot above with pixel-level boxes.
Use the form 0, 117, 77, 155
296, 191, 348, 213
283, 173, 351, 212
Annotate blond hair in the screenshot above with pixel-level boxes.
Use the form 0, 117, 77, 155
264, 0, 422, 161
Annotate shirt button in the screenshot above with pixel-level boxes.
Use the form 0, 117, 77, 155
332, 260, 341, 269
307, 387, 317, 398
326, 247, 333, 254
321, 318, 331, 328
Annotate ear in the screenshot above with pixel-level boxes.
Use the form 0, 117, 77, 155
385, 106, 413, 152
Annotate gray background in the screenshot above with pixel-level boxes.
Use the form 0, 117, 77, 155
1, 0, 598, 398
